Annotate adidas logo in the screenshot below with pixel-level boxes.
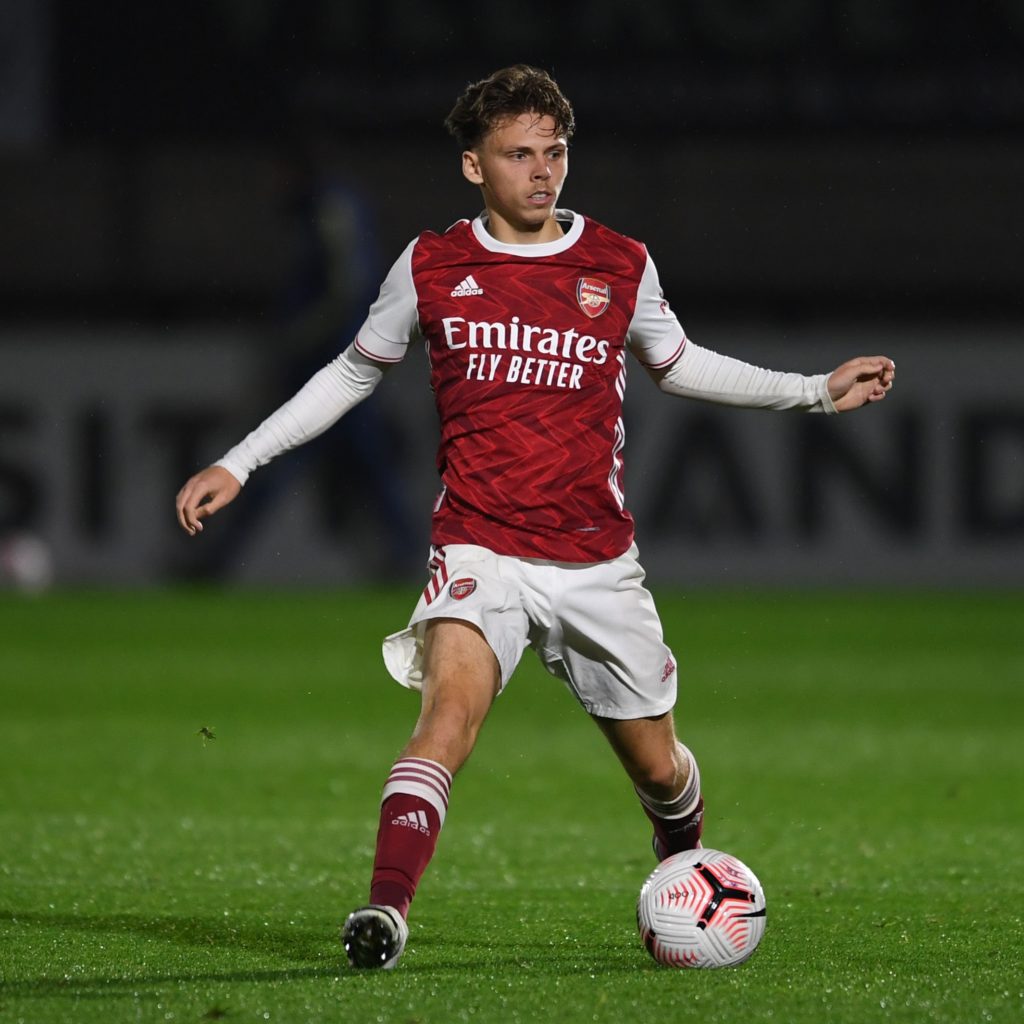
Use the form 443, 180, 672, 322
392, 810, 431, 835
450, 275, 484, 297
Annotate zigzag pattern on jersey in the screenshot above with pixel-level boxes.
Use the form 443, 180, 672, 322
411, 216, 648, 562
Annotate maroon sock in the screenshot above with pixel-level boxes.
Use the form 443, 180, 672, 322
643, 795, 705, 856
368, 758, 452, 919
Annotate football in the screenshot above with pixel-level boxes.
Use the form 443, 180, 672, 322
636, 848, 766, 968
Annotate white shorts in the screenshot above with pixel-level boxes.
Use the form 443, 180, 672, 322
382, 543, 677, 720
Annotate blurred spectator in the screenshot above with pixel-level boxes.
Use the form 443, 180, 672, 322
183, 125, 418, 581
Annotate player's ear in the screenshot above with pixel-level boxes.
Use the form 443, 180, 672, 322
462, 149, 484, 186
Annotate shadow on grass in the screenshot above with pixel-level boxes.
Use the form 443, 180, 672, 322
379, 930, 652, 977
1, 908, 652, 1000
0, 966, 340, 1002
0, 908, 342, 999
3, 908, 331, 959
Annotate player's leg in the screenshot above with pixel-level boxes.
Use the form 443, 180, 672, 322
532, 544, 703, 861
344, 618, 500, 968
369, 617, 500, 917
401, 617, 502, 767
592, 711, 704, 858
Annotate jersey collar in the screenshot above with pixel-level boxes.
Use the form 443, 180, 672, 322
471, 209, 584, 257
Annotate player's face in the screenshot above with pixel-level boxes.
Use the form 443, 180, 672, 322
462, 113, 568, 244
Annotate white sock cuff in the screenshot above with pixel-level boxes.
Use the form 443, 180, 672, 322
382, 757, 453, 825
635, 743, 701, 819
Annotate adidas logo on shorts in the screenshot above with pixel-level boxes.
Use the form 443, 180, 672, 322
392, 810, 431, 835
450, 275, 484, 297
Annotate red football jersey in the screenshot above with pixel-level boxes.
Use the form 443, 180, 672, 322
355, 211, 686, 562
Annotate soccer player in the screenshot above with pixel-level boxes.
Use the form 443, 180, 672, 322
175, 65, 895, 970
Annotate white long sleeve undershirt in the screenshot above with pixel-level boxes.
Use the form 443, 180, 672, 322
215, 346, 385, 485
654, 340, 837, 414
216, 339, 836, 487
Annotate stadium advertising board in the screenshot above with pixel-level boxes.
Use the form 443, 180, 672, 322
0, 327, 1020, 587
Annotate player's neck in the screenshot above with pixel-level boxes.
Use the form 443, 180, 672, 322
481, 209, 565, 246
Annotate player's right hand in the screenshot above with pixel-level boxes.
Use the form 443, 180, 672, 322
175, 465, 242, 536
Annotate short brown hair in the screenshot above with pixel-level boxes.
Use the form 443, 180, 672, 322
445, 65, 576, 151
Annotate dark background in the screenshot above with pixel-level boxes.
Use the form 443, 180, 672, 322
4, 0, 1022, 324
1, 0, 1022, 589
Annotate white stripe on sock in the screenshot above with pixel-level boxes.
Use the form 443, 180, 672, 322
381, 757, 452, 825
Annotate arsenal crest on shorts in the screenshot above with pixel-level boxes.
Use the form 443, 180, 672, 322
577, 277, 611, 318
449, 578, 477, 600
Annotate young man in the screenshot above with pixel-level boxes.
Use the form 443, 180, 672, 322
175, 65, 894, 970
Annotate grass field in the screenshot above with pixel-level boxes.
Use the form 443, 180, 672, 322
1, 589, 1022, 1023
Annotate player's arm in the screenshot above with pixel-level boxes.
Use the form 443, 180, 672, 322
175, 345, 389, 535
177, 237, 422, 536
646, 342, 894, 414
626, 250, 894, 413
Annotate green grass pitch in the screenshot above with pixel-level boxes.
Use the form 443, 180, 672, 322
1, 588, 1022, 1023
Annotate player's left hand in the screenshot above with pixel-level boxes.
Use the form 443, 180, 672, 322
827, 356, 895, 412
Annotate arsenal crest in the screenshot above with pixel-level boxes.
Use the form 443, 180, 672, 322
449, 578, 477, 600
577, 277, 611, 318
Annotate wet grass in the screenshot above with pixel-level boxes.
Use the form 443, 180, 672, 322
1, 589, 1022, 1022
